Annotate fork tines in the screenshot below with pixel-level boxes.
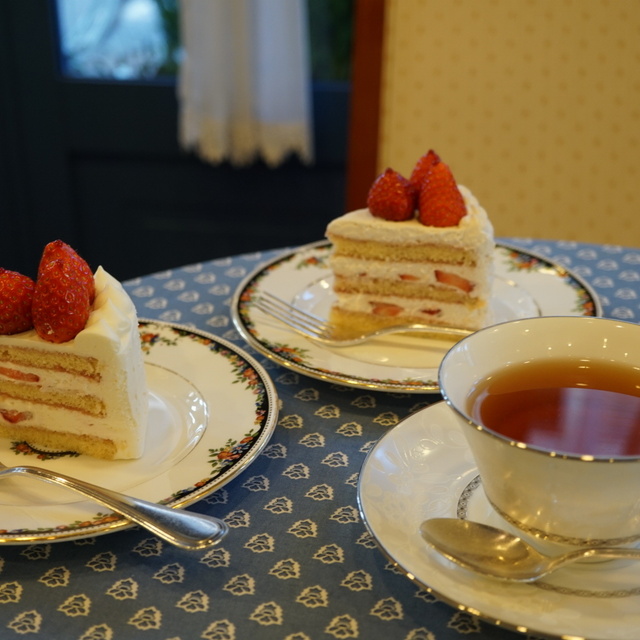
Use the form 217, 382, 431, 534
254, 292, 331, 340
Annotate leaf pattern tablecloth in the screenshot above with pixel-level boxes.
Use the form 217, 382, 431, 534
0, 238, 638, 640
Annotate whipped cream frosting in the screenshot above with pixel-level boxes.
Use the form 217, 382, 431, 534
325, 184, 495, 331
326, 185, 494, 252
0, 267, 148, 458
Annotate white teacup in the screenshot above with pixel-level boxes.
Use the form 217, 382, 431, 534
439, 316, 640, 550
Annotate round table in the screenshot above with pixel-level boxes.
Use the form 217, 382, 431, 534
0, 237, 638, 640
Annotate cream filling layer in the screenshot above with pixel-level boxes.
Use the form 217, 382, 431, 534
0, 363, 100, 392
329, 257, 492, 299
333, 292, 491, 329
0, 396, 145, 452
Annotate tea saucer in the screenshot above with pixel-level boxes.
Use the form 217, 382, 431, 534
357, 401, 640, 640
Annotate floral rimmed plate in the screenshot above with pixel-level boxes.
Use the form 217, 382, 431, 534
357, 401, 640, 640
231, 240, 601, 393
0, 320, 278, 544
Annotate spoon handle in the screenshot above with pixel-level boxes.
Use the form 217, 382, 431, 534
5, 465, 228, 550
554, 546, 640, 572
581, 547, 640, 561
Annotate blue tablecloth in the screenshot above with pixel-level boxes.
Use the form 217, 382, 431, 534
0, 238, 638, 640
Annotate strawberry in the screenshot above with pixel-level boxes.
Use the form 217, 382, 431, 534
0, 367, 39, 382
367, 168, 416, 221
39, 240, 95, 303
0, 268, 35, 334
418, 161, 466, 227
32, 258, 91, 343
370, 301, 403, 316
0, 409, 33, 424
435, 270, 475, 293
409, 149, 441, 191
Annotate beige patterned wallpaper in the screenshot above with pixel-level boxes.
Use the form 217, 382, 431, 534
378, 0, 640, 246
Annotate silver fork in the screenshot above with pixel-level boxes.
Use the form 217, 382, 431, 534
0, 460, 228, 549
253, 291, 471, 346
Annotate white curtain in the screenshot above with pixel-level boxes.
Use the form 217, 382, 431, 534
178, 0, 314, 167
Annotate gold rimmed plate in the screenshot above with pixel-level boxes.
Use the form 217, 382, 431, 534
357, 401, 640, 640
0, 320, 278, 544
232, 241, 601, 393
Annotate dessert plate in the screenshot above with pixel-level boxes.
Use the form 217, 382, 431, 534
0, 320, 278, 544
357, 401, 640, 640
232, 240, 601, 393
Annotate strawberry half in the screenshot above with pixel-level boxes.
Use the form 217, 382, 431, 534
0, 268, 35, 335
367, 168, 416, 221
32, 259, 91, 343
370, 301, 403, 316
435, 270, 475, 293
39, 240, 95, 303
0, 409, 33, 424
418, 161, 467, 227
409, 149, 441, 191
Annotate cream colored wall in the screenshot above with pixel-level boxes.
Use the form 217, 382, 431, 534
378, 0, 640, 246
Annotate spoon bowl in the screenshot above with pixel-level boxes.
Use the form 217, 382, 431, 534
420, 518, 640, 582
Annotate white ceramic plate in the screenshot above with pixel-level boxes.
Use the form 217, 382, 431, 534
0, 320, 278, 544
232, 241, 601, 393
357, 401, 640, 640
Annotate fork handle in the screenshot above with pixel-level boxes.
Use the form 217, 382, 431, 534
6, 465, 227, 550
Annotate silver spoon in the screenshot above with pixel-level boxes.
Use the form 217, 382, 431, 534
0, 460, 228, 550
420, 518, 640, 582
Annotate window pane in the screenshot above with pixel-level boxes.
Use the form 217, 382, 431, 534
54, 0, 352, 82
56, 0, 180, 80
